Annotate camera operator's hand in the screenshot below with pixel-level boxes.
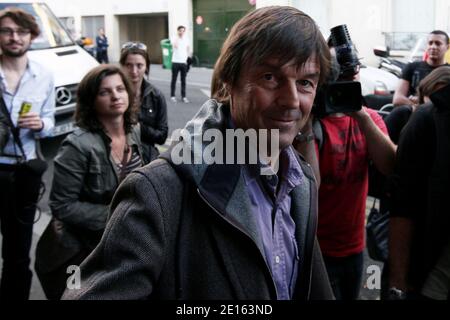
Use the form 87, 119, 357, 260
347, 107, 396, 175
345, 107, 369, 122
17, 112, 44, 131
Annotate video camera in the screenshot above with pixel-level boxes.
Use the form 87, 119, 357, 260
313, 24, 363, 116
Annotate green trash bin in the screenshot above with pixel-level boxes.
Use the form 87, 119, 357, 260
160, 39, 172, 69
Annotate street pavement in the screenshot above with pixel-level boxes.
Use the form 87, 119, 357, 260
149, 64, 213, 137
0, 65, 383, 300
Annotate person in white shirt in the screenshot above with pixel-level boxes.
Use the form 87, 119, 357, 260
170, 25, 190, 104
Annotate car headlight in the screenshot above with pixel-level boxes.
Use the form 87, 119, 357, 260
374, 81, 390, 95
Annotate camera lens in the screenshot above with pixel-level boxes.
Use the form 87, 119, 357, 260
330, 25, 352, 47
330, 24, 360, 79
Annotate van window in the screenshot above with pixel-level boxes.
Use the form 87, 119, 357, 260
0, 2, 73, 49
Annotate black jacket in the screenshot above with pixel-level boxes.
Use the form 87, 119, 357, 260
391, 84, 450, 291
63, 100, 334, 300
139, 79, 168, 163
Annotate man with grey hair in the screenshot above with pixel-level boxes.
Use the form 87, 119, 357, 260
64, 6, 333, 300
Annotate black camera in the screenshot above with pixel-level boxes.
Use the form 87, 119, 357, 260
313, 24, 362, 116
315, 81, 362, 115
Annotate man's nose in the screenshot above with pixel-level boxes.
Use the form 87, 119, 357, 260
277, 81, 299, 109
10, 31, 20, 41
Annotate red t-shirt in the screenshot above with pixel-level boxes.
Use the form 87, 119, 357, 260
316, 107, 388, 257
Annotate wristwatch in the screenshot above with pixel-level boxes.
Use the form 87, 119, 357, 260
388, 287, 407, 300
295, 131, 315, 143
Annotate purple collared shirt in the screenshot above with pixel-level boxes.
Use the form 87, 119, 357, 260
243, 146, 303, 300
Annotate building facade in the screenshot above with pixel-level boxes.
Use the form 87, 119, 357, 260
6, 0, 450, 66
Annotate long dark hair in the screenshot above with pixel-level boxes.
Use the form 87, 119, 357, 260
75, 64, 137, 133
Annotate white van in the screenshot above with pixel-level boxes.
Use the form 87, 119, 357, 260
0, 2, 99, 136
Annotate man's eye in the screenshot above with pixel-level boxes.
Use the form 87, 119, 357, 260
263, 73, 274, 81
298, 80, 313, 88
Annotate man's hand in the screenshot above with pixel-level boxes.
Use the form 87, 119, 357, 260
17, 112, 43, 131
408, 95, 419, 106
393, 79, 416, 106
345, 107, 369, 122
346, 107, 396, 175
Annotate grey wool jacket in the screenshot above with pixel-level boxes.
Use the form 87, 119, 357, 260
63, 100, 334, 300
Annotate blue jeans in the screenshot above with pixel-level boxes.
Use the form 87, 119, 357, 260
323, 252, 364, 300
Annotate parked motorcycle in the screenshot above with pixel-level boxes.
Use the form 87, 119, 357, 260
373, 46, 405, 78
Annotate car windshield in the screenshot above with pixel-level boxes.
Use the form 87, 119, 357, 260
0, 2, 74, 49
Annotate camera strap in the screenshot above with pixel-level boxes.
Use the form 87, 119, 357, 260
0, 94, 27, 161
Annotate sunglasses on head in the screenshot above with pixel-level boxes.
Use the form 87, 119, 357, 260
121, 42, 147, 51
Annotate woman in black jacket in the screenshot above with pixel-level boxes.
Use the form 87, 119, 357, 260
120, 42, 168, 163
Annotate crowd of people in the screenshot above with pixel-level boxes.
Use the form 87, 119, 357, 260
0, 5, 449, 301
